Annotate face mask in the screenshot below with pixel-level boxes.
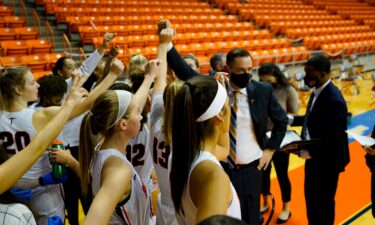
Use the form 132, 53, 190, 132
303, 76, 319, 88
230, 72, 252, 89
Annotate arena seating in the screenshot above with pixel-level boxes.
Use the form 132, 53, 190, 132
0, 2, 64, 78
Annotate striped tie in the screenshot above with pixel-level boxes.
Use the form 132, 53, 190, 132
228, 91, 240, 168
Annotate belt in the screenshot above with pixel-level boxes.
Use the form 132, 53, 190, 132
222, 159, 260, 171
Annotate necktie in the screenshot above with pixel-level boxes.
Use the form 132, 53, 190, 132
228, 91, 240, 167
301, 92, 315, 139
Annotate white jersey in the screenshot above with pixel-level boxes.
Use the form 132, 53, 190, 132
127, 123, 153, 191
62, 114, 85, 147
0, 108, 51, 179
91, 149, 151, 225
175, 151, 242, 225
150, 92, 177, 225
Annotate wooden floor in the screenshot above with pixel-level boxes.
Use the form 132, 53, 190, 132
68, 77, 375, 225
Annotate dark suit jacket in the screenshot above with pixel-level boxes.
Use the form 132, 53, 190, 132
292, 82, 350, 172
167, 46, 288, 151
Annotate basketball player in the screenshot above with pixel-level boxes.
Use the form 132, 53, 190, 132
150, 27, 180, 225
170, 76, 241, 224
0, 61, 123, 225
79, 60, 159, 225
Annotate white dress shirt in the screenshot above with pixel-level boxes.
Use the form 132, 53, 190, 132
228, 84, 263, 164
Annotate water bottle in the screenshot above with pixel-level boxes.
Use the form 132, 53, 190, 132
50, 140, 65, 180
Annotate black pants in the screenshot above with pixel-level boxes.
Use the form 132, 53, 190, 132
305, 159, 340, 225
223, 163, 262, 225
365, 154, 375, 218
261, 151, 291, 202
63, 146, 92, 225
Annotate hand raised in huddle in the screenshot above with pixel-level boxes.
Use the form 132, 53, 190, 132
65, 76, 86, 106
145, 59, 161, 80
157, 20, 172, 34
98, 32, 117, 54
109, 59, 125, 77
158, 27, 175, 44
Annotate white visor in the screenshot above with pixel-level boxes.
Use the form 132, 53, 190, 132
110, 90, 132, 127
196, 81, 227, 122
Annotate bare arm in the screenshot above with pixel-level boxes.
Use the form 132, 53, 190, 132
153, 27, 174, 95
190, 161, 231, 224
133, 60, 159, 111
0, 77, 85, 193
83, 156, 132, 225
215, 132, 230, 161
33, 60, 124, 132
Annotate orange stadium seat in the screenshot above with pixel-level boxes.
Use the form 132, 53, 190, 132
0, 28, 17, 41
1, 40, 29, 56
0, 55, 24, 67
16, 27, 39, 40
21, 55, 47, 72
0, 6, 14, 16
27, 40, 52, 54
4, 16, 25, 27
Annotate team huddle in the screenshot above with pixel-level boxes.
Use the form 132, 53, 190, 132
0, 19, 350, 225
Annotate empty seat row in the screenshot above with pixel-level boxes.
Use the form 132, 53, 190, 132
0, 27, 39, 41
304, 32, 375, 49
321, 40, 375, 55
66, 15, 239, 32
0, 16, 25, 27
255, 15, 341, 27
0, 6, 13, 16
91, 33, 282, 51
285, 26, 371, 39
78, 23, 256, 44
55, 7, 223, 23
240, 9, 327, 21
1, 40, 52, 56
270, 20, 356, 34
0, 53, 64, 73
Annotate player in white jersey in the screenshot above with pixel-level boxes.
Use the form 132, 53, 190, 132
79, 61, 159, 225
170, 76, 242, 224
0, 69, 84, 194
149, 27, 180, 225
109, 83, 154, 192
127, 124, 153, 191
0, 63, 123, 224
91, 149, 150, 225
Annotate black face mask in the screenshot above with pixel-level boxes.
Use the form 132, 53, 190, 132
303, 76, 319, 88
230, 72, 252, 89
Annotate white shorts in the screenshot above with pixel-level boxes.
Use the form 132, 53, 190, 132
156, 193, 178, 225
27, 184, 65, 225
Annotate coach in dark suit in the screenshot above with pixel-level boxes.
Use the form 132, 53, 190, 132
291, 55, 350, 225
164, 37, 287, 223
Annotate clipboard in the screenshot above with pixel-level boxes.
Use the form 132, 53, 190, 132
280, 139, 321, 153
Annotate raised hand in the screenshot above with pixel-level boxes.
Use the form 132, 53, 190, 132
109, 59, 125, 77
145, 59, 161, 80
159, 27, 175, 44
65, 76, 86, 106
98, 32, 117, 54
157, 20, 172, 35
102, 32, 117, 49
